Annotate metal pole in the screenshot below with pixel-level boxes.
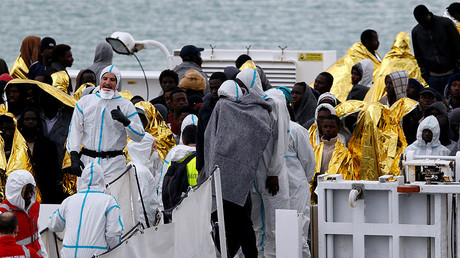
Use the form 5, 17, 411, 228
214, 166, 227, 258
129, 166, 141, 226
141, 40, 173, 69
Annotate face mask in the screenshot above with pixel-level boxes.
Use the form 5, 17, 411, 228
100, 88, 115, 99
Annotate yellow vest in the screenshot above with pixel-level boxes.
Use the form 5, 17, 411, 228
167, 153, 198, 187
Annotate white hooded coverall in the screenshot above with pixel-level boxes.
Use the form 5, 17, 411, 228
405, 115, 451, 156
67, 65, 145, 179
286, 121, 315, 258
48, 162, 123, 258
127, 133, 159, 227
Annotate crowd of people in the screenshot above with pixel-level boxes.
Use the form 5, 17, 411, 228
1, 3, 460, 258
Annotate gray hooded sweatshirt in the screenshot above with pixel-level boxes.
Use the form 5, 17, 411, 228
87, 42, 113, 86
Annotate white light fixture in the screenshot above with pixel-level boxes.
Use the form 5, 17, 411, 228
106, 32, 172, 69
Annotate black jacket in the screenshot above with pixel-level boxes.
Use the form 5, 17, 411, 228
195, 95, 216, 171
412, 15, 460, 77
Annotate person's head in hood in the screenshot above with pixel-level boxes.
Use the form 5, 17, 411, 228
76, 69, 96, 89
434, 114, 452, 146
315, 103, 336, 135
99, 65, 121, 98
77, 162, 106, 193
179, 69, 206, 94
419, 87, 441, 112
291, 81, 318, 127
317, 92, 338, 107
291, 82, 307, 110
351, 59, 374, 87
417, 115, 440, 146
218, 80, 243, 102
385, 70, 408, 105
236, 68, 263, 95
19, 36, 41, 68
424, 101, 448, 117
127, 133, 156, 167
5, 170, 36, 211
179, 113, 198, 145
153, 104, 168, 123
224, 66, 240, 80
449, 108, 460, 141
322, 115, 340, 141
136, 107, 148, 129
351, 63, 363, 86
407, 79, 424, 101
93, 41, 113, 66
314, 72, 334, 95
446, 73, 460, 101
88, 41, 113, 85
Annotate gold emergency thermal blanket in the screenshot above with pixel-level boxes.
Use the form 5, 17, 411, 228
0, 112, 35, 201
9, 56, 29, 79
348, 98, 417, 180
315, 42, 381, 102
364, 32, 427, 103
308, 100, 365, 147
313, 139, 353, 180
6, 79, 78, 196
51, 71, 71, 93
135, 101, 175, 161
72, 82, 95, 101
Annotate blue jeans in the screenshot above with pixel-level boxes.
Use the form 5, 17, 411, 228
428, 74, 453, 97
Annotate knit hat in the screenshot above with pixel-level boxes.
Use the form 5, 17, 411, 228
179, 69, 206, 93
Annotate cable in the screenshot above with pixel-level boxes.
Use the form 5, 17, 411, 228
133, 53, 149, 100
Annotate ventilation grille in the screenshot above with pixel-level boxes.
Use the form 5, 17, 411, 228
202, 60, 297, 88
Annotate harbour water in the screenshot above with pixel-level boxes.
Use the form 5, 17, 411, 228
0, 0, 453, 73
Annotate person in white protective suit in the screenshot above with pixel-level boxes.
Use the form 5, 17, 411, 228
67, 65, 145, 179
237, 69, 290, 258
48, 162, 123, 258
127, 133, 159, 228
157, 113, 198, 210
286, 120, 315, 258
405, 115, 451, 156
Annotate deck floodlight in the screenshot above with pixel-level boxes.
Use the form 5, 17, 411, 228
106, 32, 136, 55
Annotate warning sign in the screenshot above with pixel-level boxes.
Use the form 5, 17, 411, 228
298, 53, 306, 61
297, 53, 323, 62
